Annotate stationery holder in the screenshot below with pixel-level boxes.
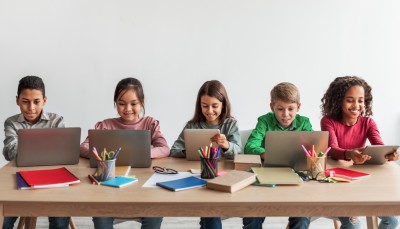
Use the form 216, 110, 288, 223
200, 158, 218, 179
94, 159, 116, 182
307, 156, 326, 179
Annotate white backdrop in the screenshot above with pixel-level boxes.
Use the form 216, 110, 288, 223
1, 0, 400, 167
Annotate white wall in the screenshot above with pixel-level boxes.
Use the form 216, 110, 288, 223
1, 0, 400, 167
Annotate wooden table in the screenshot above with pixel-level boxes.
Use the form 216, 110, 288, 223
1, 157, 399, 229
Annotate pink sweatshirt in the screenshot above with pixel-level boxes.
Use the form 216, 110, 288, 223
80, 116, 169, 159
320, 115, 383, 160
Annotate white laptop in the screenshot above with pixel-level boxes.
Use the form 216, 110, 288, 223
263, 131, 329, 171
183, 129, 220, 160
88, 129, 151, 168
16, 127, 81, 167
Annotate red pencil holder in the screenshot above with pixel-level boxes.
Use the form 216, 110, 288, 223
200, 158, 218, 179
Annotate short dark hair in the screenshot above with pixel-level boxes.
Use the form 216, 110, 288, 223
114, 77, 145, 113
189, 80, 232, 124
17, 76, 45, 98
321, 76, 373, 120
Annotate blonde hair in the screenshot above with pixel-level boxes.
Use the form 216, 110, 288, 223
270, 82, 300, 104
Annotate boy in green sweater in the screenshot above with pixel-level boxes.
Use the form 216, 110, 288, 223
243, 82, 312, 229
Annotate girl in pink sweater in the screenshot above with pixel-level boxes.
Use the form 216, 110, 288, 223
80, 77, 168, 229
320, 76, 398, 229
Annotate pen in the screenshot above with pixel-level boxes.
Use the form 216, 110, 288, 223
301, 145, 311, 157
323, 147, 331, 156
113, 147, 121, 159
88, 174, 100, 185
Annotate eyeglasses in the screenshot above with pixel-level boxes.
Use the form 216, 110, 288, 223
152, 166, 178, 174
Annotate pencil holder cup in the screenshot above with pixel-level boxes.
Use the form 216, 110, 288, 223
94, 159, 116, 182
307, 156, 326, 179
200, 158, 218, 179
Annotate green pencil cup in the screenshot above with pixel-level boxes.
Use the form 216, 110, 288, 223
94, 159, 116, 182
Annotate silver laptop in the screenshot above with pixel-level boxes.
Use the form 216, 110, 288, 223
264, 131, 329, 171
16, 127, 81, 167
89, 129, 151, 168
183, 129, 220, 160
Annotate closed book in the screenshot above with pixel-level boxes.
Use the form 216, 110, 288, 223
115, 166, 131, 177
206, 170, 256, 193
16, 172, 68, 190
156, 176, 206, 191
19, 167, 80, 188
251, 167, 303, 185
101, 176, 138, 188
325, 168, 370, 180
234, 154, 261, 171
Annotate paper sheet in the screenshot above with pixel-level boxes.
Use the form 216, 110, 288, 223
142, 172, 200, 188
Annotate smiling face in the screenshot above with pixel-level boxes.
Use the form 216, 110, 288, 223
116, 89, 143, 124
270, 99, 300, 128
341, 85, 365, 125
200, 95, 223, 126
16, 89, 47, 124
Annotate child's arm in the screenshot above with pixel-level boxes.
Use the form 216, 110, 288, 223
170, 127, 187, 158
148, 119, 170, 159
244, 117, 267, 155
212, 119, 242, 160
2, 119, 18, 161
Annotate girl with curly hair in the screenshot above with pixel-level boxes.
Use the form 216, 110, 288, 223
320, 76, 399, 229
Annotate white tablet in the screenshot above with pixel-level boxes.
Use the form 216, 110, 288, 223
362, 145, 399, 165
183, 129, 220, 160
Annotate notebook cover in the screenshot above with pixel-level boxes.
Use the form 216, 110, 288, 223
325, 168, 370, 180
251, 167, 303, 185
19, 167, 80, 188
101, 176, 138, 188
16, 172, 69, 190
156, 176, 206, 191
206, 170, 256, 193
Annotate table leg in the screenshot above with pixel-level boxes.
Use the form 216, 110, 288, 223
0, 203, 3, 226
366, 216, 378, 229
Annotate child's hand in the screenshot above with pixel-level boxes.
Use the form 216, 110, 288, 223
210, 134, 229, 149
346, 150, 371, 164
385, 151, 399, 161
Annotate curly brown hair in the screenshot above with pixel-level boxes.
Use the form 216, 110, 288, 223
321, 76, 373, 120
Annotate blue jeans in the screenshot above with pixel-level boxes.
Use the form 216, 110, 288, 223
92, 217, 163, 229
2, 216, 70, 229
242, 217, 310, 229
200, 217, 222, 229
339, 216, 399, 229
242, 217, 265, 229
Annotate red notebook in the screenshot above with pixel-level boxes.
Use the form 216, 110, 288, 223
325, 168, 370, 180
19, 167, 80, 188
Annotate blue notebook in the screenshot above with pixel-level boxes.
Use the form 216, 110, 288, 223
101, 176, 138, 188
156, 176, 206, 191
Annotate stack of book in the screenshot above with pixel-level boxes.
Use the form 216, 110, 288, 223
206, 170, 256, 193
17, 167, 80, 190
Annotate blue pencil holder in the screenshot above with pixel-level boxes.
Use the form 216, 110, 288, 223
94, 159, 116, 182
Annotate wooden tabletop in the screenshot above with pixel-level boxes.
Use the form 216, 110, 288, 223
1, 157, 400, 223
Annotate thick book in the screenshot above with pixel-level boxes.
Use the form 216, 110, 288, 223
115, 166, 131, 177
251, 167, 303, 185
206, 170, 256, 193
156, 176, 206, 191
19, 167, 80, 188
101, 176, 138, 188
234, 154, 261, 171
325, 167, 370, 180
16, 172, 68, 190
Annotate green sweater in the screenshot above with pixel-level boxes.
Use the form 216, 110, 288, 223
170, 117, 241, 160
244, 112, 312, 155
